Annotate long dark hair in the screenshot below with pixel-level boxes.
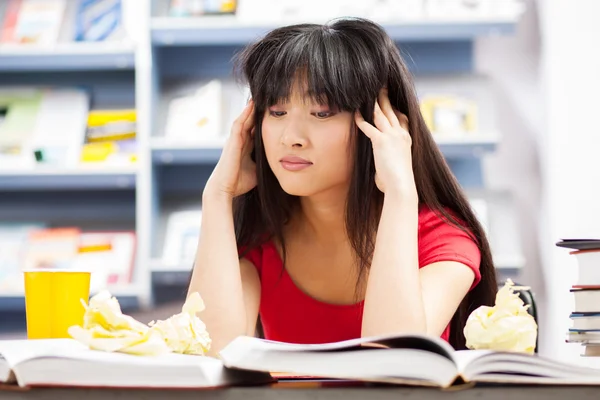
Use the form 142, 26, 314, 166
232, 17, 497, 350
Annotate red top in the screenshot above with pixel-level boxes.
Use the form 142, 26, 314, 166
241, 206, 482, 345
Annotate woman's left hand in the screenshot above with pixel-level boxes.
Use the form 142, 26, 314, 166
355, 88, 418, 201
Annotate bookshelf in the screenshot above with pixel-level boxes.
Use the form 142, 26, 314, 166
0, 42, 136, 71
150, 15, 518, 46
0, 0, 527, 319
0, 168, 137, 190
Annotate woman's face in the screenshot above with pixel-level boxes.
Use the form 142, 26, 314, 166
261, 85, 354, 197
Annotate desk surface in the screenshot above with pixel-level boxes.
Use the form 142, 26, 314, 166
2, 384, 600, 400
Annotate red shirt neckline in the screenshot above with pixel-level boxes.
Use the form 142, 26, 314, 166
261, 240, 365, 310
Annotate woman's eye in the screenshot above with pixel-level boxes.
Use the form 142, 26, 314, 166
315, 111, 333, 119
269, 111, 286, 117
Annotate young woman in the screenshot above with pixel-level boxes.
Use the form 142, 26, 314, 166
188, 17, 497, 355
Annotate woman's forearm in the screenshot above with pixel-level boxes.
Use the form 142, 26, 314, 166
361, 193, 426, 337
188, 192, 247, 353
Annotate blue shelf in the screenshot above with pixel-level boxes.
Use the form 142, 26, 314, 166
435, 134, 498, 159
150, 135, 497, 165
0, 43, 135, 72
151, 17, 518, 46
0, 168, 137, 191
151, 139, 224, 164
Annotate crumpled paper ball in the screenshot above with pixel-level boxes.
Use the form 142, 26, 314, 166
463, 279, 538, 354
68, 291, 211, 356
149, 292, 211, 355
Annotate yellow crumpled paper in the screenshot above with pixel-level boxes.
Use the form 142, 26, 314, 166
68, 291, 211, 356
463, 279, 538, 354
149, 292, 211, 355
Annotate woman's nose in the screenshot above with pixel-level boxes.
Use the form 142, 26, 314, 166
280, 121, 308, 148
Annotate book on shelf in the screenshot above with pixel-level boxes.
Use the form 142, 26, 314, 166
0, 223, 46, 294
161, 209, 201, 267
0, 339, 272, 389
3, 0, 67, 45
168, 0, 237, 17
74, 0, 125, 42
420, 94, 478, 136
0, 86, 90, 169
0, 226, 136, 295
3, 333, 600, 390
80, 108, 137, 166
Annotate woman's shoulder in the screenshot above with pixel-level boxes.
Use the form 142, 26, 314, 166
418, 204, 471, 234
416, 203, 481, 272
238, 237, 278, 274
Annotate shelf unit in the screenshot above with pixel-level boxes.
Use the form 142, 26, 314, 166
0, 42, 136, 72
150, 15, 518, 46
0, 0, 527, 319
0, 168, 137, 191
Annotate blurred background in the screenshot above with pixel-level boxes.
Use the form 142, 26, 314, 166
0, 0, 598, 365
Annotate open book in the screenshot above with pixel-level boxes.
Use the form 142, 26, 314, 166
0, 339, 271, 389
219, 334, 600, 388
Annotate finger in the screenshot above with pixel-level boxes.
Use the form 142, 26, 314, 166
373, 100, 392, 133
394, 110, 409, 132
232, 100, 254, 139
378, 88, 400, 128
241, 105, 255, 138
355, 110, 380, 139
242, 127, 256, 157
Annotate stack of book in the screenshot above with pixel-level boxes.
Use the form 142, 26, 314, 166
557, 239, 600, 356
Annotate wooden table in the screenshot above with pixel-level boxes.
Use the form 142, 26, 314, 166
2, 382, 600, 399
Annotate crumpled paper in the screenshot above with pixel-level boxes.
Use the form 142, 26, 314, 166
149, 292, 211, 355
68, 291, 211, 356
463, 279, 538, 354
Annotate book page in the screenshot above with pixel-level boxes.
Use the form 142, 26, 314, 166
0, 356, 13, 383
452, 349, 493, 375
224, 334, 454, 357
0, 339, 85, 369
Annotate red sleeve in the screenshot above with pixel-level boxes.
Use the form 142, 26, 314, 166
418, 206, 482, 290
239, 244, 263, 275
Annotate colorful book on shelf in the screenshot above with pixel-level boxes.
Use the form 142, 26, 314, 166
80, 109, 137, 166
0, 223, 45, 295
21, 227, 81, 271
0, 0, 22, 43
30, 88, 90, 168
73, 231, 136, 292
11, 0, 66, 45
168, 0, 237, 16
74, 0, 125, 42
164, 80, 224, 144
420, 94, 478, 136
0, 87, 43, 169
161, 210, 201, 267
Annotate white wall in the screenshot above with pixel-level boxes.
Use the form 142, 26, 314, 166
477, 0, 600, 363
536, 0, 600, 364
474, 0, 549, 353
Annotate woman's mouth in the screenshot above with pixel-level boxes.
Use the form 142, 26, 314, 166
280, 156, 313, 171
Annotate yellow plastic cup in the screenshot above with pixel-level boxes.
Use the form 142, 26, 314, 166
23, 270, 91, 339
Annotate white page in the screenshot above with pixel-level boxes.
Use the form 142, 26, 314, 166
0, 339, 85, 369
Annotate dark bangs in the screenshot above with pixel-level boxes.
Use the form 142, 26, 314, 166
234, 19, 396, 114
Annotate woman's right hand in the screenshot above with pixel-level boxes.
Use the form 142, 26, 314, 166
205, 100, 257, 200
